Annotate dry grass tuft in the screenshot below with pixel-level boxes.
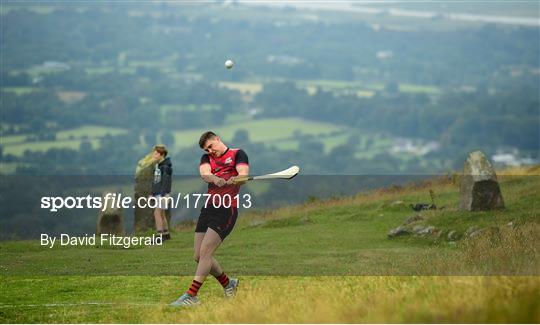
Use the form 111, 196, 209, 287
460, 221, 540, 274
140, 276, 540, 323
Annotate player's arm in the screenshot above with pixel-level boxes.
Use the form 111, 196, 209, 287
199, 155, 226, 187
229, 150, 249, 185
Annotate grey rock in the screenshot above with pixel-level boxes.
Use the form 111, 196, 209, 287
468, 226, 492, 238
390, 200, 404, 207
388, 226, 409, 238
465, 225, 481, 237
469, 230, 482, 238
415, 225, 435, 235
97, 192, 124, 235
459, 151, 505, 211
412, 225, 425, 233
410, 203, 436, 211
404, 214, 423, 225
447, 230, 460, 241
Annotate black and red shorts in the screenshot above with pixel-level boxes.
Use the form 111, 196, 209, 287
195, 206, 238, 241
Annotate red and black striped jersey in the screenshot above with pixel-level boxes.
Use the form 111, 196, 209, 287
200, 148, 249, 206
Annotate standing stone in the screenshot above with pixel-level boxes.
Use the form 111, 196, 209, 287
459, 151, 505, 211
134, 154, 171, 233
97, 192, 124, 235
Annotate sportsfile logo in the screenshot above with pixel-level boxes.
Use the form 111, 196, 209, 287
40, 193, 253, 211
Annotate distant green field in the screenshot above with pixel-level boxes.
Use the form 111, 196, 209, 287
3, 139, 101, 156
269, 132, 395, 158
269, 133, 350, 153
2, 125, 126, 156
1, 5, 56, 15
1, 87, 37, 95
56, 125, 127, 140
399, 83, 441, 94
160, 104, 220, 114
0, 134, 27, 145
172, 117, 345, 149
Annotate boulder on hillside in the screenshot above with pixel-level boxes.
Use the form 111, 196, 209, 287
387, 214, 436, 238
388, 225, 410, 238
97, 192, 124, 235
459, 151, 505, 211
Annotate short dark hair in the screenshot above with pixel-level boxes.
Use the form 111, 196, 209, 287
199, 131, 217, 148
153, 144, 168, 157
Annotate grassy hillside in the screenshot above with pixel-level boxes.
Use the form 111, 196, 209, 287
0, 166, 538, 322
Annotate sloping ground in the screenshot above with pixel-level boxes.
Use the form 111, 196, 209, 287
1, 276, 538, 323
0, 166, 538, 322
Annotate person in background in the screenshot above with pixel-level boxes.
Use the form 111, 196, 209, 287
151, 144, 173, 241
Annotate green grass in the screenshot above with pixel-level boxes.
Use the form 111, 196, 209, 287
1, 276, 538, 323
0, 169, 538, 322
1, 173, 537, 276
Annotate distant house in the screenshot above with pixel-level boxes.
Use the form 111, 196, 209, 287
376, 51, 394, 60
266, 55, 302, 65
391, 138, 439, 156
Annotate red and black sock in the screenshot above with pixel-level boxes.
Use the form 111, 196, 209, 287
215, 272, 230, 288
186, 280, 203, 296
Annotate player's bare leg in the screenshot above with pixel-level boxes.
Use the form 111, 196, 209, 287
194, 232, 223, 276
194, 228, 223, 282
154, 208, 163, 233
160, 208, 170, 239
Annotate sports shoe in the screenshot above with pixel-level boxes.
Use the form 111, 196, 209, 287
170, 293, 201, 307
224, 278, 239, 297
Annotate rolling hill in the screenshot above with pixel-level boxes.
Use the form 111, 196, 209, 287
0, 166, 538, 322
